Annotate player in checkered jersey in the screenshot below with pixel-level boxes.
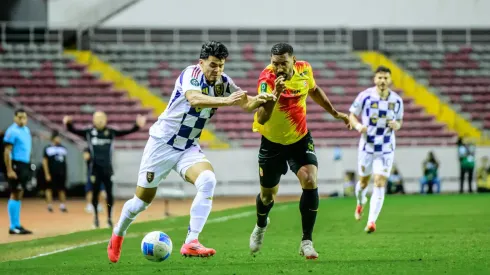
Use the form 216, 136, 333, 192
348, 66, 404, 233
107, 41, 275, 262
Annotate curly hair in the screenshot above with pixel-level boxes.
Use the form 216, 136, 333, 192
200, 41, 229, 60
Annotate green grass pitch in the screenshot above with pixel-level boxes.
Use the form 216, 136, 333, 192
0, 194, 489, 274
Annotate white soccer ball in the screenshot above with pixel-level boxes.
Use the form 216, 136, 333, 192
141, 231, 173, 262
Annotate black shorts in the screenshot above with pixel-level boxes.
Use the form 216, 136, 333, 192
46, 173, 66, 191
7, 161, 31, 191
258, 131, 318, 188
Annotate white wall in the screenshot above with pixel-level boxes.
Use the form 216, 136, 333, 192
102, 0, 490, 28
112, 146, 490, 198
48, 0, 138, 29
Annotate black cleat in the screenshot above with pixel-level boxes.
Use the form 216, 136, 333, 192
10, 226, 33, 235
93, 217, 100, 229
107, 220, 113, 228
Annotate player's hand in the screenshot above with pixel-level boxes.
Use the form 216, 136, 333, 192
7, 170, 17, 180
255, 93, 277, 104
355, 124, 368, 134
45, 174, 52, 182
333, 111, 352, 130
227, 91, 248, 106
62, 116, 72, 126
388, 120, 401, 131
274, 76, 286, 94
136, 114, 147, 128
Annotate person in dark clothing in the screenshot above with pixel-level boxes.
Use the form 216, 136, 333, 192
42, 130, 68, 212
387, 166, 405, 195
457, 137, 475, 193
63, 111, 146, 228
420, 151, 441, 194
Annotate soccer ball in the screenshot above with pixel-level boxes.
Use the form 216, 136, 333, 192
141, 231, 173, 262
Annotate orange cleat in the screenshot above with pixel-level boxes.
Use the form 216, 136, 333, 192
355, 205, 363, 221
107, 233, 124, 263
365, 222, 376, 233
180, 239, 216, 257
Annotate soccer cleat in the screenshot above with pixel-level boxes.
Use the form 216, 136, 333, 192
107, 233, 124, 263
299, 240, 318, 260
9, 226, 32, 235
250, 217, 270, 254
107, 220, 113, 228
355, 205, 363, 221
180, 239, 216, 257
365, 222, 376, 233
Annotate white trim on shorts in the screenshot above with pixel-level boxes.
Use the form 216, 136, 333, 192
137, 136, 210, 188
357, 151, 394, 178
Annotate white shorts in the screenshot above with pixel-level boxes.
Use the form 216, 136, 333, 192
137, 136, 210, 188
357, 151, 394, 178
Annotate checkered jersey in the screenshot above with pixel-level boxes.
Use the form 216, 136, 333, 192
349, 87, 404, 154
149, 64, 240, 150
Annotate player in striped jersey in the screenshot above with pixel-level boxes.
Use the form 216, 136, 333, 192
107, 41, 275, 262
348, 66, 404, 233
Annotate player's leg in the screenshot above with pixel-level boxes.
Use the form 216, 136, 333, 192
365, 153, 393, 233
57, 175, 68, 212
98, 184, 106, 213
102, 171, 115, 227
108, 137, 176, 263
175, 146, 217, 257
91, 169, 103, 228
45, 186, 53, 212
250, 136, 286, 254
288, 132, 319, 259
8, 164, 32, 234
355, 151, 373, 221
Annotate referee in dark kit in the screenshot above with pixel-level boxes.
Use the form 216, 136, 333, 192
63, 111, 146, 228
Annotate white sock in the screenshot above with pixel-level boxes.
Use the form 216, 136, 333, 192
368, 186, 385, 223
185, 170, 216, 244
60, 203, 66, 209
355, 181, 368, 205
113, 195, 149, 236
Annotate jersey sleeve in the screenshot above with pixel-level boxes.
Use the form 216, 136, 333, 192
349, 92, 365, 116
43, 146, 49, 158
304, 62, 317, 90
225, 75, 241, 96
181, 67, 202, 95
257, 69, 275, 94
396, 98, 404, 121
3, 127, 16, 145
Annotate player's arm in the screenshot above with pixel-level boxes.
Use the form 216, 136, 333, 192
3, 129, 17, 179
63, 116, 89, 137
226, 77, 276, 112
112, 115, 146, 137
42, 149, 51, 182
3, 144, 16, 179
306, 63, 350, 129
256, 76, 285, 125
349, 93, 368, 134
388, 99, 404, 131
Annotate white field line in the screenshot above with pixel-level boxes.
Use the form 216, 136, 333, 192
10, 205, 288, 262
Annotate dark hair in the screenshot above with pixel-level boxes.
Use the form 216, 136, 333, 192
271, 43, 294, 56
51, 130, 60, 140
14, 108, 26, 116
199, 41, 229, 60
375, 66, 391, 74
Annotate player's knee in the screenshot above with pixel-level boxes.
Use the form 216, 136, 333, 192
374, 175, 387, 187
128, 194, 150, 215
360, 176, 370, 188
260, 192, 274, 205
300, 174, 317, 189
196, 170, 216, 193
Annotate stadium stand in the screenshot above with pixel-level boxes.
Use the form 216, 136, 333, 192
0, 43, 155, 145
382, 43, 490, 134
92, 40, 456, 147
